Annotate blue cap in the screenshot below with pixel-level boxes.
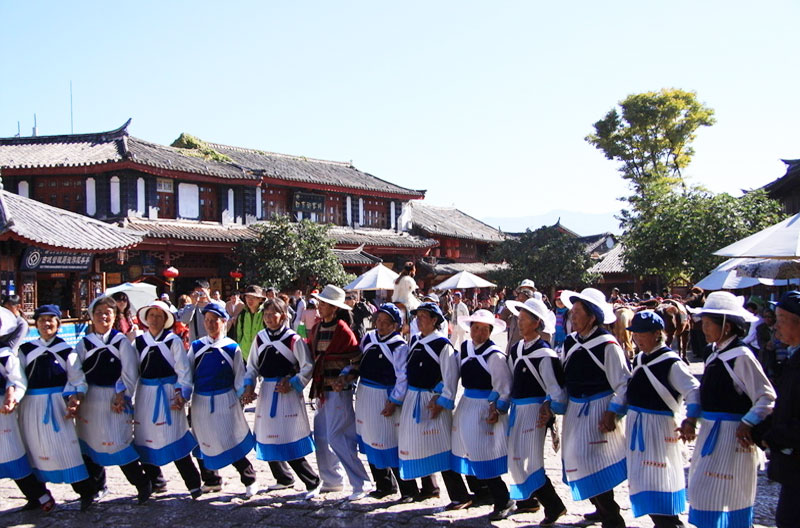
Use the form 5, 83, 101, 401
777, 291, 800, 318
377, 303, 403, 326
34, 304, 62, 320
411, 302, 445, 325
201, 301, 229, 321
626, 310, 665, 333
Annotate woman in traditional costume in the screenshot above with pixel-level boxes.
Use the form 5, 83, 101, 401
504, 297, 568, 526
686, 292, 775, 528
625, 310, 700, 528
133, 300, 201, 498
558, 288, 630, 528
242, 297, 321, 499
450, 309, 515, 521
188, 301, 257, 497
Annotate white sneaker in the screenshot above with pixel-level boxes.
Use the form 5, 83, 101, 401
304, 484, 322, 500
347, 489, 370, 501
320, 483, 344, 493
245, 483, 260, 498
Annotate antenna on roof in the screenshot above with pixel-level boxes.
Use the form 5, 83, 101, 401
70, 80, 74, 134
32, 114, 37, 137
16, 122, 20, 137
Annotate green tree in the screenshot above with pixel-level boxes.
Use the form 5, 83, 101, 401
489, 226, 599, 293
237, 214, 353, 291
586, 88, 716, 215
621, 189, 784, 284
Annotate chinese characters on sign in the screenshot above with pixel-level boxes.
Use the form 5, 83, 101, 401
292, 192, 325, 213
21, 248, 93, 272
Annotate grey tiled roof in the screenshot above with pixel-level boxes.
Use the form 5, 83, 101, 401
578, 233, 616, 255
589, 243, 626, 273
333, 248, 382, 265
408, 202, 506, 243
0, 190, 142, 251
328, 225, 437, 249
121, 218, 253, 243
0, 127, 125, 169
127, 137, 256, 180
432, 262, 508, 275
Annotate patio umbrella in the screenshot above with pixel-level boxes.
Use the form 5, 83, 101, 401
715, 213, 800, 259
105, 282, 158, 312
434, 270, 496, 290
343, 264, 399, 291
734, 259, 800, 281
693, 258, 800, 290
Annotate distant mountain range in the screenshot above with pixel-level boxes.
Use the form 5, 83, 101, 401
481, 209, 622, 237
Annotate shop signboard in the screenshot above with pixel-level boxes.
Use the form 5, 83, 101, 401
21, 248, 93, 272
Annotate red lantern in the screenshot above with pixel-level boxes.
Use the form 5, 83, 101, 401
229, 269, 243, 289
163, 266, 179, 291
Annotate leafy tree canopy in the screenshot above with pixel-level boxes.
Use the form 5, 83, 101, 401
586, 88, 715, 212
236, 214, 353, 291
489, 226, 599, 293
621, 188, 784, 285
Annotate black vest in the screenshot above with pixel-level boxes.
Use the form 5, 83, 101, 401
460, 340, 503, 391
82, 331, 126, 387
135, 331, 180, 379
510, 338, 563, 399
700, 340, 753, 415
627, 347, 681, 412
407, 335, 451, 389
360, 331, 404, 387
254, 328, 298, 379
19, 338, 71, 390
563, 327, 615, 398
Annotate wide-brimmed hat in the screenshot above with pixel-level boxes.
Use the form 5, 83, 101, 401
137, 301, 175, 330
517, 279, 536, 291
459, 309, 507, 335
0, 307, 17, 337
243, 285, 266, 299
626, 310, 664, 333
312, 284, 352, 311
687, 291, 758, 323
411, 302, 446, 325
560, 288, 616, 325
505, 298, 555, 334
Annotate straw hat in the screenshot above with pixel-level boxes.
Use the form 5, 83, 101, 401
559, 288, 616, 325
243, 285, 266, 299
458, 309, 507, 335
505, 298, 555, 334
687, 291, 758, 323
137, 301, 175, 330
312, 284, 352, 311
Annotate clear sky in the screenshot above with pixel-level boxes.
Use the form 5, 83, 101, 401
2, 1, 798, 232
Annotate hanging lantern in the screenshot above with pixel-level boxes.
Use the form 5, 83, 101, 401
229, 269, 243, 289
163, 266, 179, 291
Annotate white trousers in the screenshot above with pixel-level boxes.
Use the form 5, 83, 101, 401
313, 390, 370, 491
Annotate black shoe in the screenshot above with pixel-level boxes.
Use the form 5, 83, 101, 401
368, 488, 397, 499
540, 508, 567, 526
80, 495, 95, 512
417, 490, 440, 501
584, 510, 602, 521
152, 482, 168, 494
20, 500, 40, 511
137, 481, 153, 504
489, 500, 517, 521
517, 497, 542, 513
190, 488, 203, 500
94, 486, 109, 501
445, 498, 473, 510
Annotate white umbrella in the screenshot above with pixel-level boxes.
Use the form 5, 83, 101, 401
734, 259, 800, 281
715, 213, 800, 259
434, 270, 496, 290
105, 282, 158, 312
693, 258, 799, 290
343, 264, 399, 291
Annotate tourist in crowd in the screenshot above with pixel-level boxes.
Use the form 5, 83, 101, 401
232, 285, 267, 362
300, 298, 320, 339
133, 300, 201, 498
765, 290, 800, 528
626, 311, 700, 528
179, 279, 212, 342
74, 295, 152, 505
309, 285, 371, 500
558, 288, 629, 528
0, 294, 28, 352
498, 280, 535, 354
111, 291, 139, 342
686, 291, 775, 528
291, 289, 306, 330
1, 306, 57, 512
449, 291, 470, 349
504, 297, 568, 525
188, 301, 257, 497
552, 292, 569, 350
241, 297, 321, 499
451, 309, 515, 521
159, 293, 178, 314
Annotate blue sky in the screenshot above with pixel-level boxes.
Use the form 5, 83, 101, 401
2, 1, 798, 234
